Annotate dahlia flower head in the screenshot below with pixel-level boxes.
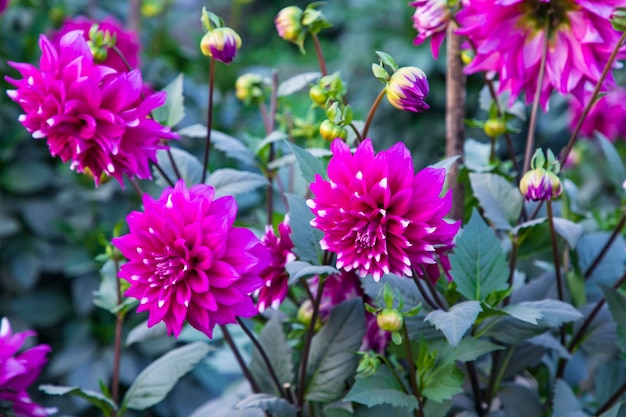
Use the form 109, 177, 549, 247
570, 86, 626, 141
308, 139, 460, 282
411, 0, 452, 59
5, 30, 178, 186
386, 67, 430, 113
200, 27, 242, 64
0, 318, 52, 417
112, 180, 271, 338
52, 16, 140, 73
519, 168, 563, 201
457, 0, 626, 109
312, 271, 390, 352
256, 219, 296, 312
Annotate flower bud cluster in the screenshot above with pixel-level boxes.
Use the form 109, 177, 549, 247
274, 3, 332, 53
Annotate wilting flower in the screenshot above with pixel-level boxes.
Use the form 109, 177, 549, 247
5, 31, 178, 186
0, 318, 52, 417
519, 168, 563, 201
113, 180, 270, 338
256, 219, 296, 312
386, 67, 430, 112
308, 139, 459, 281
200, 27, 242, 64
410, 0, 451, 59
569, 86, 626, 141
456, 0, 626, 109
275, 6, 304, 44
52, 16, 140, 72
313, 271, 390, 352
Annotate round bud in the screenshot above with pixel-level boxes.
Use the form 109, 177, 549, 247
309, 85, 328, 106
376, 308, 403, 332
275, 6, 304, 44
519, 168, 563, 201
484, 118, 506, 138
319, 120, 347, 142
200, 27, 242, 64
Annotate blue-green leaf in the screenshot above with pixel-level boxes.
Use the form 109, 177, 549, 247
470, 173, 522, 230
40, 385, 116, 413
285, 193, 323, 264
152, 73, 185, 127
286, 261, 339, 285
237, 394, 297, 417
345, 366, 418, 410
425, 301, 482, 347
206, 168, 268, 197
285, 141, 328, 183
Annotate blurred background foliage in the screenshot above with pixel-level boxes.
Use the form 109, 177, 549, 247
0, 0, 623, 416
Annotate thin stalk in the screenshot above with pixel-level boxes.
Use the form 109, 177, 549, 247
311, 33, 328, 76
348, 122, 364, 144
153, 162, 175, 187
547, 201, 566, 350
259, 101, 272, 135
521, 26, 550, 175
111, 254, 123, 417
401, 323, 424, 417
128, 0, 141, 32
559, 30, 626, 168
220, 324, 261, 393
201, 59, 217, 183
236, 317, 287, 399
297, 277, 326, 414
379, 356, 411, 395
486, 346, 516, 406
466, 361, 486, 417
264, 71, 280, 226
484, 350, 501, 407
596, 378, 626, 415
361, 87, 386, 139
584, 212, 626, 279
411, 272, 439, 311
129, 177, 144, 199
422, 269, 447, 311
503, 237, 519, 306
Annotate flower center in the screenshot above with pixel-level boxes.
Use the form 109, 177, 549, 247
519, 0, 578, 34
154, 255, 189, 286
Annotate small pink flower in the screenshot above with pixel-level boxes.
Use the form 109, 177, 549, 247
113, 180, 270, 338
410, 0, 451, 59
0, 318, 52, 417
308, 139, 459, 281
257, 219, 296, 312
569, 86, 626, 141
386, 67, 430, 113
457, 0, 626, 109
52, 16, 140, 72
5, 31, 178, 186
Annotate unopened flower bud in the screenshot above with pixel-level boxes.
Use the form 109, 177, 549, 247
386, 66, 430, 113
200, 27, 242, 64
275, 6, 304, 44
88, 43, 108, 63
376, 308, 403, 332
297, 300, 321, 331
309, 85, 329, 107
484, 118, 506, 138
141, 0, 164, 17
319, 120, 347, 142
461, 49, 474, 65
356, 352, 381, 378
235, 73, 268, 104
519, 168, 563, 201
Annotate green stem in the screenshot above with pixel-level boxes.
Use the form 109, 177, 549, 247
546, 201, 565, 304
201, 59, 216, 183
349, 122, 364, 144
361, 87, 386, 139
220, 324, 261, 393
311, 33, 328, 76
596, 378, 626, 415
584, 212, 626, 279
111, 252, 124, 417
401, 323, 424, 417
466, 361, 486, 417
411, 271, 439, 311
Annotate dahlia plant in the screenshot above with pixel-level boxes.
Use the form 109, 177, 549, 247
2, 1, 626, 417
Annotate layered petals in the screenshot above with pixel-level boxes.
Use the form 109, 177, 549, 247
411, 0, 451, 59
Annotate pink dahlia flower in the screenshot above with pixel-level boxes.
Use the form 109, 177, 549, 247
308, 139, 460, 281
0, 318, 52, 417
411, 0, 451, 59
112, 180, 271, 338
5, 31, 178, 186
456, 0, 626, 109
256, 219, 296, 312
569, 86, 626, 141
313, 271, 390, 352
52, 16, 140, 72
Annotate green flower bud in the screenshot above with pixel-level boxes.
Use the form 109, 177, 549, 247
319, 120, 347, 142
484, 118, 506, 138
297, 300, 321, 331
275, 6, 304, 44
309, 85, 328, 107
376, 308, 403, 332
235, 73, 269, 104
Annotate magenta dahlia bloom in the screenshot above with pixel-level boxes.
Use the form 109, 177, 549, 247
112, 180, 270, 338
52, 16, 140, 72
308, 139, 460, 281
456, 0, 626, 109
5, 31, 178, 186
386, 67, 430, 113
0, 318, 52, 417
0, 0, 7, 14
411, 0, 451, 59
569, 86, 626, 141
312, 271, 390, 352
256, 219, 296, 312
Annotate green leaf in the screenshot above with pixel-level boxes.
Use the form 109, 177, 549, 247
595, 132, 626, 190
206, 168, 268, 197
121, 342, 212, 411
40, 385, 117, 414
268, 148, 332, 172
306, 298, 366, 402
469, 173, 522, 230
345, 366, 418, 410
464, 138, 496, 172
449, 337, 504, 362
285, 141, 328, 183
552, 218, 584, 249
153, 147, 203, 187
125, 320, 167, 346
285, 193, 324, 264
595, 360, 626, 408
152, 73, 185, 127
501, 304, 542, 325
0, 162, 53, 194
93, 260, 120, 314
178, 124, 256, 166
277, 72, 321, 96
519, 300, 582, 327
421, 362, 464, 403
286, 261, 339, 285
429, 155, 460, 173
449, 209, 510, 302
255, 131, 289, 154
600, 285, 626, 353
250, 315, 295, 395
425, 301, 482, 347
551, 379, 589, 417
499, 383, 543, 417
236, 394, 297, 417
0, 213, 20, 238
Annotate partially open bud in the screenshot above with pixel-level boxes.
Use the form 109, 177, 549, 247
386, 66, 430, 113
376, 308, 403, 332
235, 73, 269, 104
484, 118, 506, 138
200, 27, 242, 64
519, 168, 563, 201
319, 120, 347, 142
275, 6, 304, 44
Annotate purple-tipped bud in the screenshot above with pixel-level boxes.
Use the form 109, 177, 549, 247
519, 168, 563, 201
275, 6, 304, 44
200, 27, 242, 64
386, 66, 430, 113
